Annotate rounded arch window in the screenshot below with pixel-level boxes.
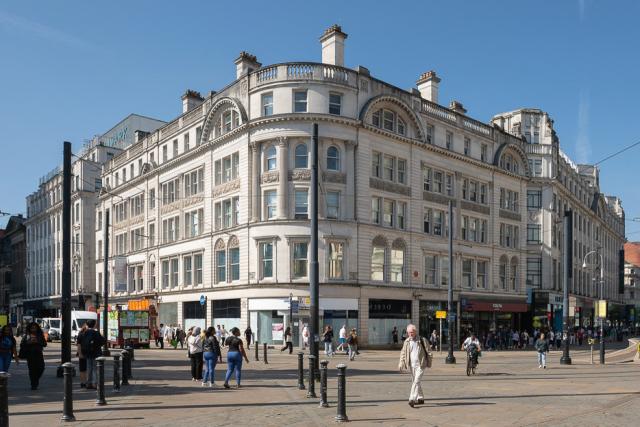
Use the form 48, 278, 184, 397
266, 146, 277, 171
295, 144, 308, 168
327, 146, 340, 171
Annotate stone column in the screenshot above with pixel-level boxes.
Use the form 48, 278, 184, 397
345, 141, 356, 220
251, 142, 261, 222
277, 137, 288, 219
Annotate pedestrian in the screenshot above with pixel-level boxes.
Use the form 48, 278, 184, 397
512, 330, 520, 349
535, 332, 549, 369
392, 326, 399, 346
302, 324, 309, 349
78, 319, 105, 389
188, 327, 204, 381
18, 322, 47, 390
401, 329, 407, 342
337, 325, 347, 353
221, 325, 228, 344
429, 330, 438, 351
522, 331, 529, 350
76, 324, 88, 388
158, 323, 166, 349
176, 326, 186, 349
224, 327, 249, 389
163, 324, 174, 348
322, 325, 334, 357
202, 327, 222, 387
397, 324, 431, 408
216, 325, 223, 346
280, 326, 293, 354
0, 325, 18, 372
153, 325, 160, 347
244, 326, 253, 350
347, 328, 358, 361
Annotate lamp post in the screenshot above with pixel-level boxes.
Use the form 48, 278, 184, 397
583, 249, 605, 364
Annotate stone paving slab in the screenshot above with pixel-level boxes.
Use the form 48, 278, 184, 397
6, 342, 640, 427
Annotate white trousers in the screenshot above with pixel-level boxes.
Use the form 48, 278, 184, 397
409, 365, 424, 402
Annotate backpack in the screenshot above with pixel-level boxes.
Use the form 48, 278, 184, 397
81, 330, 103, 357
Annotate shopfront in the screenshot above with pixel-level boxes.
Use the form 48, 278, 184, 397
184, 300, 207, 331
212, 298, 241, 333
158, 302, 177, 327
460, 298, 528, 339
419, 300, 456, 344
368, 299, 411, 346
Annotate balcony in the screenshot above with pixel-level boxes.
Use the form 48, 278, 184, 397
251, 62, 358, 89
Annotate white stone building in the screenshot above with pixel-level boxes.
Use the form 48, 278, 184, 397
24, 114, 165, 317
492, 109, 626, 330
96, 26, 541, 346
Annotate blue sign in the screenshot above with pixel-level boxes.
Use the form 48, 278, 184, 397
199, 295, 206, 306
449, 313, 457, 321
291, 301, 299, 314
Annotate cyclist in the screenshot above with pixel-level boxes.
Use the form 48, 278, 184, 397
461, 333, 482, 368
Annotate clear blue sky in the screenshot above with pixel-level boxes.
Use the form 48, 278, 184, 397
1, 0, 639, 237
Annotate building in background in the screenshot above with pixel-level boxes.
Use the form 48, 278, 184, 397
23, 114, 165, 318
0, 215, 26, 324
624, 242, 640, 328
492, 109, 626, 332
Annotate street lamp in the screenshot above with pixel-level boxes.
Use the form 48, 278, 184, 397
583, 249, 605, 364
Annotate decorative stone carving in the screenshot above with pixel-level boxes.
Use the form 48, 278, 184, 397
460, 200, 490, 215
184, 195, 205, 208
289, 169, 311, 181
323, 171, 346, 184
423, 191, 455, 207
278, 136, 288, 147
499, 209, 522, 222
370, 177, 411, 197
213, 180, 241, 197
261, 171, 279, 184
160, 201, 181, 215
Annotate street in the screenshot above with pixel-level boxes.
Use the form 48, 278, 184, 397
5, 341, 640, 426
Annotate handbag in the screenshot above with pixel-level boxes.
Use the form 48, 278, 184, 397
420, 338, 433, 368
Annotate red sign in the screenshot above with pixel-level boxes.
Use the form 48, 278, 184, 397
464, 300, 528, 312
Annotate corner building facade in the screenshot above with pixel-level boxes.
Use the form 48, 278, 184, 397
97, 26, 543, 346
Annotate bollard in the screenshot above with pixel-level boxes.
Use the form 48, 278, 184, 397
121, 350, 130, 386
297, 352, 306, 390
263, 342, 268, 364
95, 357, 107, 406
113, 354, 121, 392
124, 342, 135, 361
306, 355, 317, 398
319, 360, 329, 408
335, 364, 348, 423
0, 372, 9, 427
61, 362, 76, 422
255, 341, 259, 362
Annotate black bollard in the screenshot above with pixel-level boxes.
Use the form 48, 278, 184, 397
0, 372, 9, 427
113, 354, 121, 392
306, 355, 317, 398
319, 360, 329, 408
121, 350, 130, 386
125, 342, 135, 361
297, 352, 306, 390
263, 342, 268, 364
255, 341, 259, 362
335, 363, 348, 423
61, 362, 76, 422
95, 357, 107, 406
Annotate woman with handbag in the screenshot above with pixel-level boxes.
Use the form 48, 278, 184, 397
19, 322, 47, 390
187, 327, 204, 381
398, 324, 432, 408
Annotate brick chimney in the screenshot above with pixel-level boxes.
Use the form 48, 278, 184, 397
416, 71, 441, 104
181, 89, 204, 114
234, 51, 261, 79
320, 24, 348, 67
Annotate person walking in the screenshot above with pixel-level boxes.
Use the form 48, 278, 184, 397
535, 332, 549, 369
158, 323, 166, 349
202, 327, 222, 387
337, 325, 347, 353
347, 329, 358, 361
398, 324, 431, 407
188, 327, 204, 381
176, 326, 186, 349
0, 325, 18, 372
392, 326, 399, 346
221, 325, 228, 345
19, 322, 47, 390
216, 325, 223, 346
322, 326, 334, 357
78, 319, 105, 389
280, 326, 293, 354
76, 324, 88, 388
163, 324, 174, 348
302, 324, 309, 349
224, 327, 249, 389
429, 330, 439, 351
244, 326, 253, 350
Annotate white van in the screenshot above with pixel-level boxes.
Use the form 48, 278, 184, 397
40, 318, 62, 341
71, 310, 98, 341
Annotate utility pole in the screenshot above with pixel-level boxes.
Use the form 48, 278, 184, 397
309, 123, 320, 376
445, 200, 456, 364
102, 209, 110, 356
59, 142, 72, 376
560, 210, 572, 365
599, 249, 605, 364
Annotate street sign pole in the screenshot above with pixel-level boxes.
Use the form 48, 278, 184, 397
439, 318, 442, 354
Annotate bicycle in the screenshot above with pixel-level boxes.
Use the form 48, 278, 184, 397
466, 348, 478, 376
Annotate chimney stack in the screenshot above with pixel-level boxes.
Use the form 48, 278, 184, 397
416, 71, 441, 104
449, 100, 467, 115
181, 89, 204, 114
234, 51, 261, 79
320, 24, 348, 67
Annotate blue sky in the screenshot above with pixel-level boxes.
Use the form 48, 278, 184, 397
1, 0, 639, 237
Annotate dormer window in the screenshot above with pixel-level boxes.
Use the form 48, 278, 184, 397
216, 110, 240, 137
371, 108, 408, 137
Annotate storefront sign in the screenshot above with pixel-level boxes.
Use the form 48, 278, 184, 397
272, 323, 284, 341
595, 300, 607, 318
128, 299, 150, 311
464, 300, 528, 313
368, 299, 411, 319
549, 294, 564, 306
435, 310, 447, 319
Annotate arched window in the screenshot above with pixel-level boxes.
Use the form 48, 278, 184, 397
397, 118, 406, 136
510, 257, 518, 291
390, 239, 405, 283
499, 255, 508, 289
295, 144, 308, 168
327, 146, 340, 171
371, 236, 387, 281
266, 146, 277, 171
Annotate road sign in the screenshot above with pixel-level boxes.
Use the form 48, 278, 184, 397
199, 295, 206, 306
449, 313, 456, 321
291, 300, 299, 314
435, 310, 447, 319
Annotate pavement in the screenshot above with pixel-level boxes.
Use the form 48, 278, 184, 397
5, 340, 640, 427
